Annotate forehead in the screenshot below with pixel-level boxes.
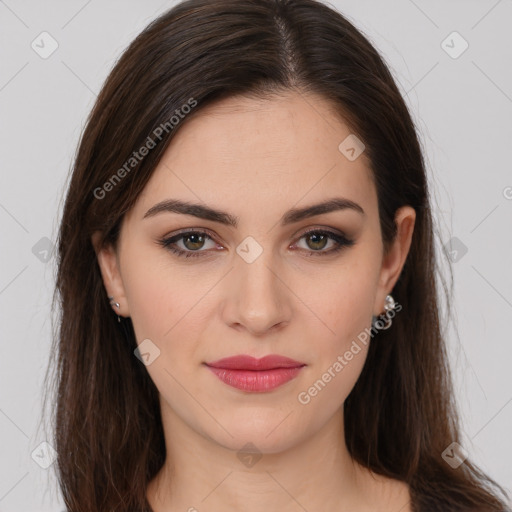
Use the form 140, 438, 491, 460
132, 91, 376, 221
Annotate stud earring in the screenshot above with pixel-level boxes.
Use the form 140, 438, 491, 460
108, 296, 121, 323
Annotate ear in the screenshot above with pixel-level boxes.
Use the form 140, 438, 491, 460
373, 206, 416, 315
91, 231, 130, 318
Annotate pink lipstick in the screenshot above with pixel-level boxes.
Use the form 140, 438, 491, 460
204, 354, 305, 392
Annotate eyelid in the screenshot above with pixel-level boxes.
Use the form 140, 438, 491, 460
163, 227, 224, 246
293, 225, 349, 239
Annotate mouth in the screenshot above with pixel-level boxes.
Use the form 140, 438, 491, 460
204, 354, 306, 392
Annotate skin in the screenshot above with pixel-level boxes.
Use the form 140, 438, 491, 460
93, 90, 415, 512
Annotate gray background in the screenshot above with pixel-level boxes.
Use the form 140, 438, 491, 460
1, 0, 511, 510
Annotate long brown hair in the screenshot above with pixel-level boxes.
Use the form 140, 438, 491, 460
44, 0, 511, 510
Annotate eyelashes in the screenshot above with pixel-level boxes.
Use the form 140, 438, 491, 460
157, 228, 355, 259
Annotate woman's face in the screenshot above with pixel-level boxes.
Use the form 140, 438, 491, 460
95, 90, 414, 453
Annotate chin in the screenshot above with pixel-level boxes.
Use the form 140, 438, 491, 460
202, 411, 307, 455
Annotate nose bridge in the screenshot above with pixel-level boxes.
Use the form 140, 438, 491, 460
227, 236, 291, 333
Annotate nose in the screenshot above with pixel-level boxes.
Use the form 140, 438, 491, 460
222, 250, 292, 337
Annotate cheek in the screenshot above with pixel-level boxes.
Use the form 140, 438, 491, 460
121, 244, 214, 387
122, 254, 207, 415
123, 263, 170, 342
121, 240, 199, 342
297, 255, 379, 404
296, 297, 373, 417
313, 256, 379, 347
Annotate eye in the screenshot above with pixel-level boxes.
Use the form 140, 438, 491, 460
292, 229, 354, 256
157, 230, 220, 258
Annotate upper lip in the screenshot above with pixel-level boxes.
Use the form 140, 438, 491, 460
205, 355, 306, 371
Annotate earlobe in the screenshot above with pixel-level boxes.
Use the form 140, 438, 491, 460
91, 231, 129, 317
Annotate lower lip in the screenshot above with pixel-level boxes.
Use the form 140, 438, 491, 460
205, 365, 304, 392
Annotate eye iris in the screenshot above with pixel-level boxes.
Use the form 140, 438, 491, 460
307, 233, 328, 251
183, 233, 205, 251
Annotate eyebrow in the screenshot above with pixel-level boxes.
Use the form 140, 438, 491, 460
143, 197, 365, 227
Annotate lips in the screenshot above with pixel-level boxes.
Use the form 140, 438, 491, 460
204, 355, 306, 392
